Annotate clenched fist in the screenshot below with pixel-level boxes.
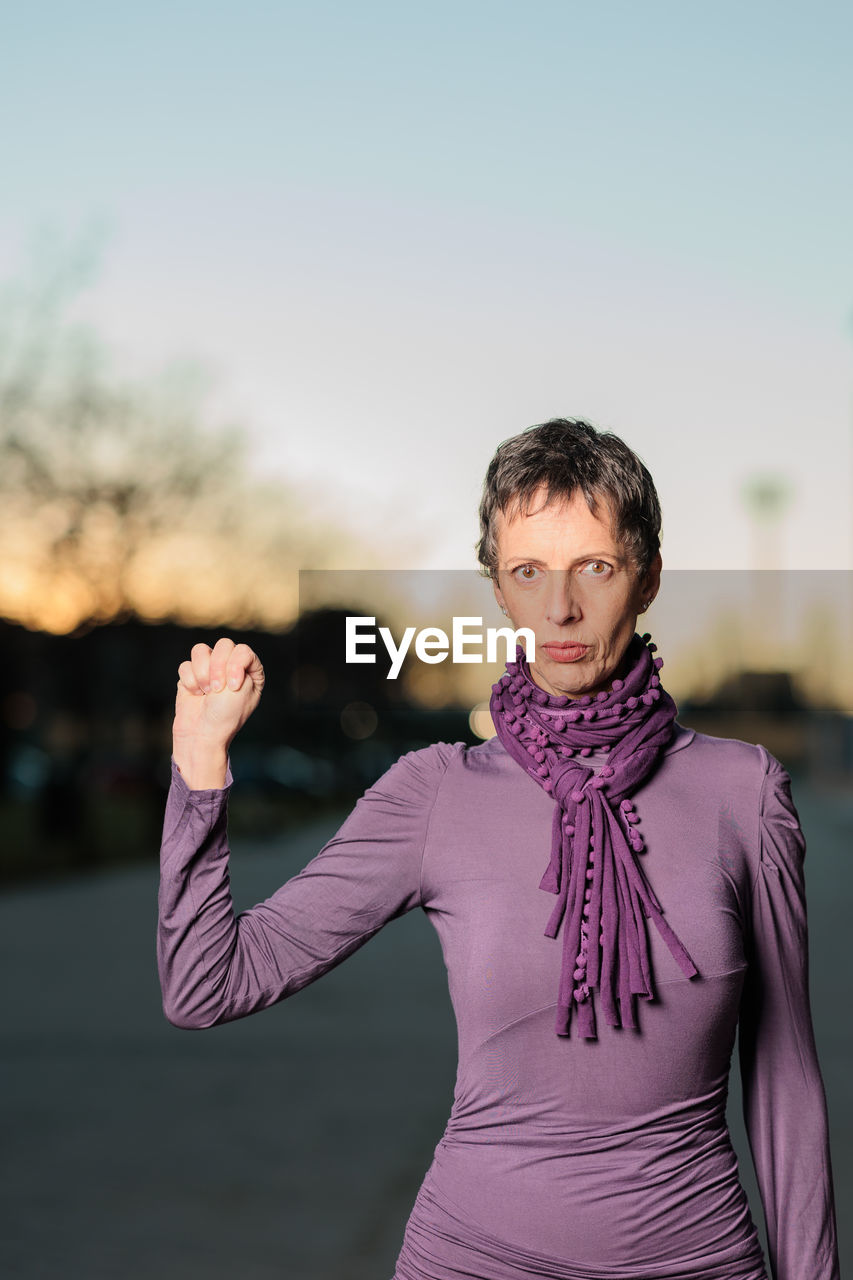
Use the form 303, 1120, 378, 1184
173, 637, 265, 789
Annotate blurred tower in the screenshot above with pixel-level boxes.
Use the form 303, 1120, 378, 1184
740, 474, 793, 669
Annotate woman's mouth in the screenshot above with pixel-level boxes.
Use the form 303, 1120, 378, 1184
540, 643, 589, 663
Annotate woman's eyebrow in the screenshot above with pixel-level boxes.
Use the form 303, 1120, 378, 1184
504, 553, 625, 568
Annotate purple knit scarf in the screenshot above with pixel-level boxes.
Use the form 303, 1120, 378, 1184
489, 630, 698, 1040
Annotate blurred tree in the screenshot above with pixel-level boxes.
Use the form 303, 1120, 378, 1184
0, 239, 356, 633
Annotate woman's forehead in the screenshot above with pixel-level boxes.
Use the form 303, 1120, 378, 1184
498, 486, 615, 535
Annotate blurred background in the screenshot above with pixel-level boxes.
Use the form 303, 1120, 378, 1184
1, 1, 851, 1277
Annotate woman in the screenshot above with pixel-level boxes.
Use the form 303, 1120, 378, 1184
158, 418, 840, 1280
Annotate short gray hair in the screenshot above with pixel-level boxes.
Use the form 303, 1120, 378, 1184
476, 418, 662, 579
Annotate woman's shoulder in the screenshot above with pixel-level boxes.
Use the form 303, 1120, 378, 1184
394, 740, 468, 769
677, 725, 790, 793
364, 740, 468, 801
389, 736, 528, 792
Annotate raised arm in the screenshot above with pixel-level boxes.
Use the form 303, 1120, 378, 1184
157, 634, 460, 1028
737, 749, 840, 1280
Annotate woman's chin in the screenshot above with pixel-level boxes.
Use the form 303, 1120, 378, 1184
530, 660, 600, 701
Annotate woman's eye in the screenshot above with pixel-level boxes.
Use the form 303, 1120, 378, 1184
513, 564, 541, 582
582, 560, 611, 577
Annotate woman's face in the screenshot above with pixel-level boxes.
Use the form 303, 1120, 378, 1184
491, 485, 661, 700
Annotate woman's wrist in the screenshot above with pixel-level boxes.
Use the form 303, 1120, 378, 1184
172, 738, 230, 791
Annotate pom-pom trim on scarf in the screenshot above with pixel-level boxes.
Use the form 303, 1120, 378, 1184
489, 631, 699, 1040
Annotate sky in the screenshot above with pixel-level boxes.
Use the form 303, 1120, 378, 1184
1, 0, 852, 577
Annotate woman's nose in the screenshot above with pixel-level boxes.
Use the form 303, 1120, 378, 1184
544, 571, 581, 624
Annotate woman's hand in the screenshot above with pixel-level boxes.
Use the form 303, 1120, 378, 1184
173, 637, 265, 789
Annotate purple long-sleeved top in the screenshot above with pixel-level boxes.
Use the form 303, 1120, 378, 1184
158, 725, 840, 1280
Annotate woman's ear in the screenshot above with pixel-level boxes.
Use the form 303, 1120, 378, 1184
492, 575, 508, 617
641, 552, 662, 608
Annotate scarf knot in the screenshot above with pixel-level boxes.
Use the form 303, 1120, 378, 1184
490, 632, 699, 1041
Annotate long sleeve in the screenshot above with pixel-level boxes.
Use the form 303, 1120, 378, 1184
157, 741, 460, 1029
737, 748, 840, 1280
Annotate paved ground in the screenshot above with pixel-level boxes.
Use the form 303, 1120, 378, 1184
3, 777, 850, 1279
